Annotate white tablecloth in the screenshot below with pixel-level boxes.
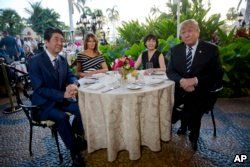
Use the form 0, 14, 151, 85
78, 74, 175, 161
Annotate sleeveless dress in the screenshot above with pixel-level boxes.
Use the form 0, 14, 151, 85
141, 50, 161, 69
77, 53, 105, 72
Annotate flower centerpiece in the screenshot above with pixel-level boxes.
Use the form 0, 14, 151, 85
112, 56, 138, 80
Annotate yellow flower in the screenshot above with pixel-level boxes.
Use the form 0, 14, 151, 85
131, 70, 138, 77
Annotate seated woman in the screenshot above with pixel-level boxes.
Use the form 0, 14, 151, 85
77, 33, 108, 78
135, 34, 166, 73
23, 44, 34, 61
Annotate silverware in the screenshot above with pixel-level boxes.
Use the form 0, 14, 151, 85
102, 85, 120, 93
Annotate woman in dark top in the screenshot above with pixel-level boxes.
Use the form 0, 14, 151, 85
77, 33, 108, 78
135, 34, 166, 73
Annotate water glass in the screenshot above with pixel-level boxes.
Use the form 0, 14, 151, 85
146, 62, 153, 75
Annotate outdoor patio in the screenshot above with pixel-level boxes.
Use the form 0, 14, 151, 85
0, 97, 249, 167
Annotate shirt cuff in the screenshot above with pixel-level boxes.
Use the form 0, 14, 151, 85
194, 77, 198, 86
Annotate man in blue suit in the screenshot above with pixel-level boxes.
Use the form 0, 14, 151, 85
0, 31, 19, 61
28, 28, 86, 166
168, 19, 223, 151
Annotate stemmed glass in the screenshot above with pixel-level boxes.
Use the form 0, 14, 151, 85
146, 62, 153, 75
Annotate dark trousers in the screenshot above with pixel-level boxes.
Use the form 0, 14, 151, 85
172, 89, 206, 141
184, 102, 204, 140
47, 101, 84, 155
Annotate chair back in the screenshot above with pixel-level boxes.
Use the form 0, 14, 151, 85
205, 85, 223, 113
20, 104, 40, 122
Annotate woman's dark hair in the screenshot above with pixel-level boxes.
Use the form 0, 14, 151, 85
44, 28, 64, 41
83, 33, 100, 55
143, 34, 158, 48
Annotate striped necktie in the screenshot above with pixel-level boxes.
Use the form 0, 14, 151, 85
186, 47, 193, 73
53, 59, 59, 71
53, 59, 59, 80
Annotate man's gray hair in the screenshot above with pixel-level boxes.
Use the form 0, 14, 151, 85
179, 19, 200, 33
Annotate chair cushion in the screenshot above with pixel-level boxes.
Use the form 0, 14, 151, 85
32, 120, 55, 127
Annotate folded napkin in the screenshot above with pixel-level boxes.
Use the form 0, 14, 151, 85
153, 71, 166, 75
92, 73, 106, 78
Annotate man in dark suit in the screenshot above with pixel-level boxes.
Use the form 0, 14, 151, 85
28, 28, 86, 166
0, 31, 19, 61
167, 19, 223, 151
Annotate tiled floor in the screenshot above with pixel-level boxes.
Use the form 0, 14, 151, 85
0, 97, 249, 167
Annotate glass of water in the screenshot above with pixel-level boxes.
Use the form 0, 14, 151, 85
146, 62, 153, 75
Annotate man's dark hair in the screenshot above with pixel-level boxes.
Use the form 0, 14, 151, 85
143, 34, 158, 48
44, 28, 64, 41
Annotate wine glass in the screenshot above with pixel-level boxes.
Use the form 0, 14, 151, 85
146, 62, 153, 75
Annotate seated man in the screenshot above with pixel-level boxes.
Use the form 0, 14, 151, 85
167, 19, 223, 151
28, 28, 86, 166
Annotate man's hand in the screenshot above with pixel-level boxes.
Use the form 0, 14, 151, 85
184, 86, 195, 92
64, 90, 74, 98
66, 84, 78, 92
64, 84, 78, 98
180, 77, 198, 92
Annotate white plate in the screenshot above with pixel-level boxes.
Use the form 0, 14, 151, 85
153, 71, 166, 75
78, 78, 96, 85
84, 79, 96, 84
127, 84, 142, 90
146, 78, 164, 85
85, 76, 98, 80
88, 83, 105, 90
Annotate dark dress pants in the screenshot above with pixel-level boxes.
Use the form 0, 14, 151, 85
47, 101, 84, 155
183, 92, 206, 141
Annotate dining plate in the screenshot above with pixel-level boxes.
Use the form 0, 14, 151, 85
127, 84, 142, 90
146, 78, 164, 85
84, 79, 96, 84
88, 83, 105, 90
78, 78, 96, 85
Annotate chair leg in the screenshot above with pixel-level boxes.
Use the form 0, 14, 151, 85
52, 128, 63, 163
211, 109, 216, 137
29, 125, 33, 156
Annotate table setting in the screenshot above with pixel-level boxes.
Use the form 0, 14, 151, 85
78, 70, 169, 94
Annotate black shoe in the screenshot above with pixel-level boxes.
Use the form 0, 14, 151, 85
177, 127, 187, 135
190, 140, 198, 151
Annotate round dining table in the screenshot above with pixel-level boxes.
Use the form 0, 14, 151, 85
78, 73, 175, 161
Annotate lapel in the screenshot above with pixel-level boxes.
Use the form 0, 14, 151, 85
57, 56, 64, 89
179, 43, 187, 73
191, 41, 204, 71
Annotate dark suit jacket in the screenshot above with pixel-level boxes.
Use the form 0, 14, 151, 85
0, 36, 19, 59
167, 40, 223, 112
28, 51, 78, 120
